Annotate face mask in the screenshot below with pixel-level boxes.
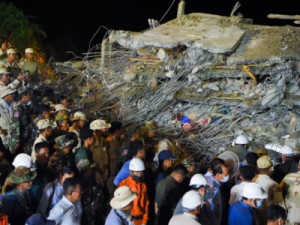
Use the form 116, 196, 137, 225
132, 175, 143, 182
203, 187, 214, 201
221, 175, 229, 183
254, 199, 263, 208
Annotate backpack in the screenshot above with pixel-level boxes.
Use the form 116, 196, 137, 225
25, 182, 56, 225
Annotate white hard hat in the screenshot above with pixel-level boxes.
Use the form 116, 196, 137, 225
25, 48, 34, 54
235, 135, 249, 145
281, 145, 294, 156
242, 183, 267, 199
189, 174, 208, 188
90, 119, 111, 130
182, 190, 203, 209
157, 139, 173, 152
12, 153, 32, 168
129, 158, 145, 171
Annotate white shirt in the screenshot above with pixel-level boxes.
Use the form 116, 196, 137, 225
169, 212, 201, 225
48, 196, 80, 225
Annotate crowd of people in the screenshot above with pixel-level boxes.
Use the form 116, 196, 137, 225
0, 37, 299, 225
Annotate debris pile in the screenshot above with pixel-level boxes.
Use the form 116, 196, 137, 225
51, 13, 300, 166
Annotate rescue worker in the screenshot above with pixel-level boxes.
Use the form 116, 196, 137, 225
0, 47, 21, 78
0, 67, 25, 89
225, 135, 249, 162
118, 158, 149, 225
69, 111, 87, 152
228, 183, 267, 225
169, 190, 203, 225
19, 48, 40, 78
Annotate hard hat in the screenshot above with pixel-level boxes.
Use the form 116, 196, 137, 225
90, 119, 111, 130
12, 153, 32, 168
189, 174, 208, 188
235, 135, 249, 145
129, 158, 145, 171
242, 183, 267, 199
257, 156, 273, 169
281, 145, 294, 156
182, 190, 203, 209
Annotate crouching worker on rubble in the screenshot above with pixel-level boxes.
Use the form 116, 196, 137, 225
105, 186, 137, 225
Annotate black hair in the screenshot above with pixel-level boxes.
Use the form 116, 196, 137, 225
35, 142, 50, 153
267, 204, 287, 221
60, 166, 75, 176
128, 141, 144, 159
209, 157, 225, 170
63, 177, 81, 195
245, 152, 259, 167
239, 165, 256, 181
109, 121, 123, 133
65, 132, 79, 149
38, 104, 52, 114
171, 166, 187, 176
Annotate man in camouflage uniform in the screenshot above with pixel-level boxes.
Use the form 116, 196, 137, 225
280, 169, 300, 225
0, 48, 21, 78
75, 127, 106, 225
10, 87, 32, 155
19, 48, 40, 78
0, 67, 25, 89
0, 86, 16, 155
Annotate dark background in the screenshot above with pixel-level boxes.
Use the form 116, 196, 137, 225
5, 0, 300, 60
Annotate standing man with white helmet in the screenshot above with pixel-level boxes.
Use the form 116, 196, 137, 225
173, 174, 213, 225
228, 182, 268, 225
225, 134, 250, 162
69, 111, 87, 152
118, 158, 149, 225
174, 174, 212, 215
169, 190, 203, 225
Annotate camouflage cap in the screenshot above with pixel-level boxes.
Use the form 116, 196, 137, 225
55, 114, 68, 123
7, 48, 17, 54
145, 120, 157, 132
0, 67, 10, 75
55, 135, 74, 149
36, 119, 53, 130
10, 166, 37, 184
182, 157, 196, 168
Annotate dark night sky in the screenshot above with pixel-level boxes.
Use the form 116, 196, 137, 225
5, 0, 300, 59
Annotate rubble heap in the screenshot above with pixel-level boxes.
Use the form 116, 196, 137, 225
53, 13, 300, 165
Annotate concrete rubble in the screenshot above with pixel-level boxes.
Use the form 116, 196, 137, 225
52, 13, 300, 165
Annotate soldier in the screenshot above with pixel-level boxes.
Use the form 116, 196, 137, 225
10, 87, 32, 155
280, 168, 300, 224
19, 48, 40, 78
69, 111, 87, 152
75, 127, 105, 225
0, 67, 25, 89
0, 48, 21, 78
0, 86, 16, 155
0, 166, 37, 225
90, 119, 111, 181
31, 119, 53, 163
48, 135, 75, 178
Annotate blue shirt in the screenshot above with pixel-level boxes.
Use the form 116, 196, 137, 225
114, 160, 131, 186
228, 201, 253, 225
